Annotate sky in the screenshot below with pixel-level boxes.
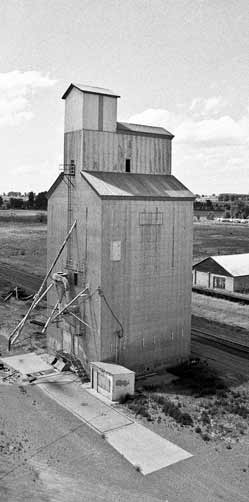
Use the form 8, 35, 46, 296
0, 0, 248, 195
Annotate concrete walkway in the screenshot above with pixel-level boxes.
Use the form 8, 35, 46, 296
1, 352, 193, 475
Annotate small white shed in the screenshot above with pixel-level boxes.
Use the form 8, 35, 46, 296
90, 361, 135, 401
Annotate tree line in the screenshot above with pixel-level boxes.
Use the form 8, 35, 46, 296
194, 199, 249, 219
0, 191, 47, 210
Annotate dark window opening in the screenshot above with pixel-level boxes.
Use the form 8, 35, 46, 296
125, 159, 131, 172
213, 276, 225, 289
74, 272, 78, 286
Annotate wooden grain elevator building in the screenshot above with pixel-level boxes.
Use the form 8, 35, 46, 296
47, 83, 194, 373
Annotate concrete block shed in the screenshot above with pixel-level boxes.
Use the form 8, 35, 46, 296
90, 362, 135, 401
47, 83, 194, 374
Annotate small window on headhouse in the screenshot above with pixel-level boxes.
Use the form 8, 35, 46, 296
125, 159, 131, 172
74, 272, 78, 286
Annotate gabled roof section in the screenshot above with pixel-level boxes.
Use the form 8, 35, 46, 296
193, 253, 249, 277
193, 257, 232, 277
117, 122, 174, 139
47, 173, 64, 199
81, 171, 194, 200
62, 83, 120, 99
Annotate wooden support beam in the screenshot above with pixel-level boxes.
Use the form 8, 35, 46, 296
35, 219, 77, 300
53, 287, 89, 321
8, 220, 77, 350
42, 301, 59, 334
8, 283, 54, 350
68, 310, 94, 330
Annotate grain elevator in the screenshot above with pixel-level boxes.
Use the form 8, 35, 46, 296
47, 83, 194, 374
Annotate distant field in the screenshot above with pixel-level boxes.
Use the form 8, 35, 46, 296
0, 209, 47, 223
0, 221, 46, 294
193, 222, 249, 262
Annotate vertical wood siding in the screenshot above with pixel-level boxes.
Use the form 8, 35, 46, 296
47, 174, 102, 363
82, 130, 172, 174
100, 199, 193, 371
64, 88, 83, 133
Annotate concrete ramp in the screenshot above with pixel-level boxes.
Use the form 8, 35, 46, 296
1, 353, 53, 375
106, 422, 192, 475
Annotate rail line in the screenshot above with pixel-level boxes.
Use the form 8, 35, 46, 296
191, 327, 249, 359
192, 286, 249, 304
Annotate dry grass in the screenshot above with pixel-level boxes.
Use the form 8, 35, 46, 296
121, 361, 249, 445
192, 293, 249, 330
0, 222, 46, 294
193, 222, 249, 261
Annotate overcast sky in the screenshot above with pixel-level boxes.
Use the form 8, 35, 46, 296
0, 0, 248, 194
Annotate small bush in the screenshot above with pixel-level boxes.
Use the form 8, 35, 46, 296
119, 393, 133, 404
201, 411, 211, 425
195, 426, 202, 434
201, 432, 211, 442
153, 395, 194, 427
181, 413, 194, 426
228, 404, 249, 419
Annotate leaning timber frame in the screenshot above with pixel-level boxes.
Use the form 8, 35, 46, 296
8, 220, 77, 350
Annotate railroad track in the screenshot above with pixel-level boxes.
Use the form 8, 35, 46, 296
192, 286, 249, 304
191, 327, 249, 359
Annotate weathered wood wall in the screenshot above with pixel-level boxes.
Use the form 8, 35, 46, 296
100, 199, 193, 371
64, 88, 118, 133
64, 130, 171, 175
47, 176, 103, 364
83, 131, 171, 174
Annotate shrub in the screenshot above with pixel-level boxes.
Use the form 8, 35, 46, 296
201, 432, 211, 442
201, 411, 211, 425
119, 393, 133, 404
153, 395, 194, 427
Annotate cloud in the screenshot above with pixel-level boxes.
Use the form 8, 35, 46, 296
189, 96, 226, 117
0, 71, 56, 126
128, 100, 249, 147
176, 115, 249, 146
128, 98, 249, 192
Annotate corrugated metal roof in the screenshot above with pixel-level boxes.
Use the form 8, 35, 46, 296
211, 254, 249, 277
62, 83, 120, 99
117, 122, 174, 138
81, 171, 194, 200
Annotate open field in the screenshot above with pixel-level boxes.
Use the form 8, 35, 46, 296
0, 209, 47, 223
0, 222, 46, 295
193, 222, 249, 262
